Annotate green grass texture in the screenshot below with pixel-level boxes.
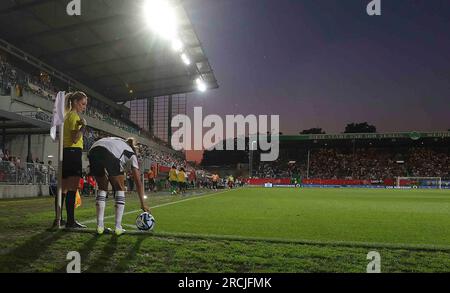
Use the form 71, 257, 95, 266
1, 187, 449, 272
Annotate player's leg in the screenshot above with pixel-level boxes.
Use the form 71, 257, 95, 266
63, 148, 86, 228
169, 180, 174, 194
151, 179, 156, 192
171, 180, 177, 194
109, 175, 126, 235
94, 175, 109, 234
65, 176, 84, 227
88, 147, 111, 234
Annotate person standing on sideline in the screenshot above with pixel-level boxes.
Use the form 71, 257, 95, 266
177, 167, 186, 194
168, 165, 178, 195
212, 173, 219, 190
58, 91, 88, 228
148, 168, 156, 192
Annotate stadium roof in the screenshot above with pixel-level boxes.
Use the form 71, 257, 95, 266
0, 0, 218, 102
280, 131, 450, 141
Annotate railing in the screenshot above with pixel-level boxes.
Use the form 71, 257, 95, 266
0, 161, 55, 185
15, 110, 52, 124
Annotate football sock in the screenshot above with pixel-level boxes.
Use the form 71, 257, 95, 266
65, 191, 76, 224
115, 191, 125, 230
96, 190, 107, 228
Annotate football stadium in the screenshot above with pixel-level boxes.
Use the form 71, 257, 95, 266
0, 0, 449, 278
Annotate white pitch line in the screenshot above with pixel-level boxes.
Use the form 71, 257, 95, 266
81, 189, 232, 225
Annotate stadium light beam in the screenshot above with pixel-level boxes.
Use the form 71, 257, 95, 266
196, 78, 207, 92
172, 39, 184, 52
143, 0, 178, 40
181, 53, 191, 65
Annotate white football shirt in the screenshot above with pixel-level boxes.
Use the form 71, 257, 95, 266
90, 137, 139, 172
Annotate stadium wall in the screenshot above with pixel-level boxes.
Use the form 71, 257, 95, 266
246, 178, 450, 189
203, 164, 249, 178
12, 90, 54, 111
6, 134, 57, 163
0, 184, 49, 199
8, 92, 138, 140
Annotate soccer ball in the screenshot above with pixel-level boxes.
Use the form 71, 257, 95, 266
136, 212, 156, 231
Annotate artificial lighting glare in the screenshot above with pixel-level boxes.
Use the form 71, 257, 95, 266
48, 155, 54, 158
144, 195, 148, 200
181, 53, 191, 65
143, 0, 178, 40
172, 39, 184, 52
196, 78, 207, 92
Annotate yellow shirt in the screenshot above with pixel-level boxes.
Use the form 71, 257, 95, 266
63, 111, 83, 148
169, 169, 178, 181
177, 171, 186, 183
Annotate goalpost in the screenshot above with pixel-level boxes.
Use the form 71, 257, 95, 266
396, 177, 442, 189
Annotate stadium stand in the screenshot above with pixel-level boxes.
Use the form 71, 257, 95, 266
201, 133, 450, 188
254, 146, 450, 180
0, 0, 218, 198
1, 44, 214, 197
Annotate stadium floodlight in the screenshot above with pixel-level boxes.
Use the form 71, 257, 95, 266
181, 53, 191, 65
196, 78, 207, 92
172, 39, 184, 52
143, 0, 178, 40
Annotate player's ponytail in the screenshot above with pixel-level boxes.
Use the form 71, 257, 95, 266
64, 92, 74, 114
126, 137, 138, 154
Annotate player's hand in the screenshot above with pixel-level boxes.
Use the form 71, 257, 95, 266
77, 118, 87, 127
141, 204, 150, 213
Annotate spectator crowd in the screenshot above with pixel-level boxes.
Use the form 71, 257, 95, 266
254, 146, 450, 180
1, 55, 141, 135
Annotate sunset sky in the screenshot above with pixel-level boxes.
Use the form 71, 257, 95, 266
182, 0, 450, 162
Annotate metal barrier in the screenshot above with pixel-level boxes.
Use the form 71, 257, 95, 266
0, 160, 55, 185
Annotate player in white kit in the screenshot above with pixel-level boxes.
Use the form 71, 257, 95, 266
88, 137, 150, 235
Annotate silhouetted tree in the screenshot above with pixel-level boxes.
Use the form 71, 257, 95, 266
300, 128, 326, 134
344, 122, 377, 133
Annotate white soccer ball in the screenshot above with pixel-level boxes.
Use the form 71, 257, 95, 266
136, 212, 156, 231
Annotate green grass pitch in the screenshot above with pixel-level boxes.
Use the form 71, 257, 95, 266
1, 187, 449, 272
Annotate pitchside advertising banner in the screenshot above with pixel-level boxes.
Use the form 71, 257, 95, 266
249, 178, 450, 189
280, 131, 450, 141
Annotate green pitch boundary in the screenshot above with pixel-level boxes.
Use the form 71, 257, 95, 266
60, 226, 450, 253
81, 189, 234, 225
52, 187, 450, 252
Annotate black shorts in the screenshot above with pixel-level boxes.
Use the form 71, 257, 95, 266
62, 148, 82, 179
88, 146, 123, 177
